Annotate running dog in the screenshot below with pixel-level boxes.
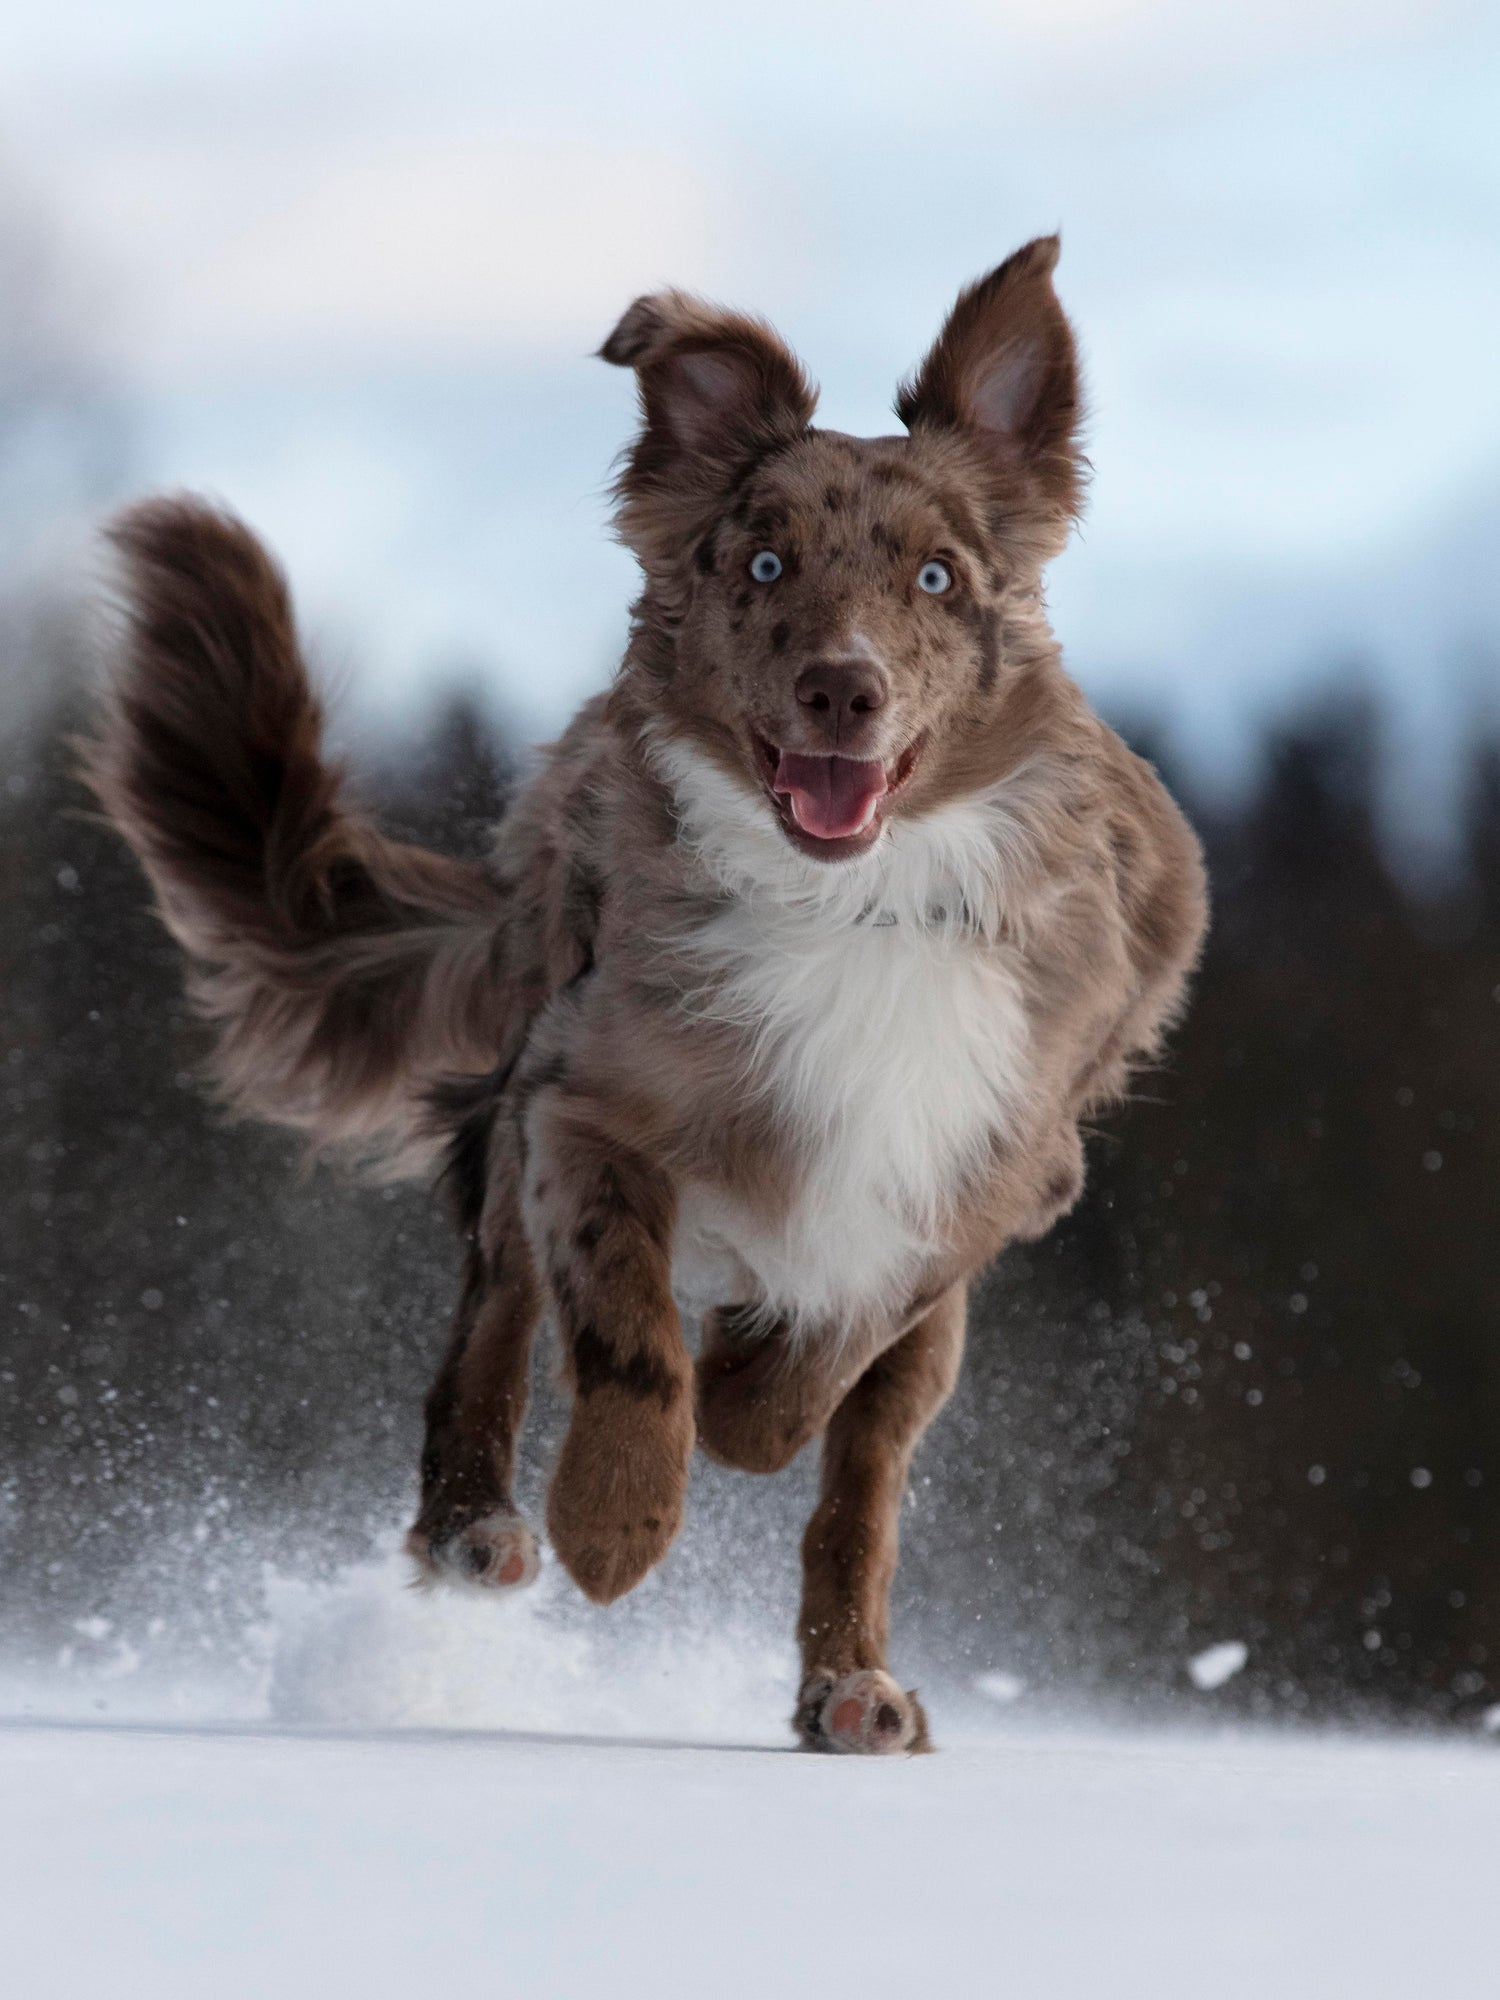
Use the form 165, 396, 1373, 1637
88, 236, 1207, 1753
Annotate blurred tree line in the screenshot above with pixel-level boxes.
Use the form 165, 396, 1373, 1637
928, 700, 1500, 1723
2, 656, 1498, 1725
5, 170, 1496, 1725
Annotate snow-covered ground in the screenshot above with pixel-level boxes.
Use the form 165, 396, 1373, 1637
6, 1714, 1499, 1999
4, 1550, 1497, 1996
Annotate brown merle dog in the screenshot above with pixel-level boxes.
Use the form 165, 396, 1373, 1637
87, 237, 1207, 1753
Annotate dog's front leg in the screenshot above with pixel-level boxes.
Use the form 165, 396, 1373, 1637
526, 1088, 694, 1603
794, 1283, 967, 1754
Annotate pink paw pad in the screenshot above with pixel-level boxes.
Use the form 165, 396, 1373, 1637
412, 1509, 541, 1593
808, 1669, 918, 1755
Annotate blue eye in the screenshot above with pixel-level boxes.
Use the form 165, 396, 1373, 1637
917, 560, 952, 595
749, 550, 782, 583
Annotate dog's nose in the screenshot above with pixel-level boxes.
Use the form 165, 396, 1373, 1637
794, 660, 889, 745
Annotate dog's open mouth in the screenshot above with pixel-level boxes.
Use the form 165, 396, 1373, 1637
753, 735, 924, 855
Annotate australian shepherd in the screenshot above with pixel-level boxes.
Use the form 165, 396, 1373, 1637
87, 236, 1207, 1752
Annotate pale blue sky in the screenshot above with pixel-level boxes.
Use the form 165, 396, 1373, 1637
4, 0, 1498, 836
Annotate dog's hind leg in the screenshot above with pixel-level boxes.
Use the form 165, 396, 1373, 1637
695, 1306, 885, 1474
793, 1283, 967, 1755
407, 1129, 543, 1592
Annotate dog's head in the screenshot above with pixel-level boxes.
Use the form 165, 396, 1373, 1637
604, 237, 1085, 863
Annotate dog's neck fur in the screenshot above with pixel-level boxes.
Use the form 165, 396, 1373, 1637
644, 723, 1041, 1332
643, 720, 1044, 942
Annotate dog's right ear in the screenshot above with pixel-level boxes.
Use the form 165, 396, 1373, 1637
600, 291, 816, 564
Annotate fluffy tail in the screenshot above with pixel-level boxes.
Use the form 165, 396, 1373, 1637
84, 496, 507, 1173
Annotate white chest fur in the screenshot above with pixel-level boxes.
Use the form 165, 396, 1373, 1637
651, 733, 1036, 1334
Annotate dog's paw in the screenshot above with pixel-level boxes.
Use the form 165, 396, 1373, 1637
695, 1358, 816, 1474
546, 1386, 694, 1605
794, 1669, 930, 1755
406, 1508, 541, 1593
695, 1317, 844, 1475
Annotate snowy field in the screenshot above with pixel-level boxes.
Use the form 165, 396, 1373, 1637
6, 1715, 1499, 1998
3, 1552, 1498, 1999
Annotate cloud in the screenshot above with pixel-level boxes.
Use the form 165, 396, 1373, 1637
13, 0, 1483, 379
7, 0, 1499, 754
83, 139, 719, 373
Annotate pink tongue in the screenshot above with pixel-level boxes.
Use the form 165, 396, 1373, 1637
772, 751, 888, 840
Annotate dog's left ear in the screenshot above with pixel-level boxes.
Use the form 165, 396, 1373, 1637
601, 290, 817, 565
897, 236, 1084, 527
